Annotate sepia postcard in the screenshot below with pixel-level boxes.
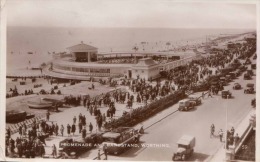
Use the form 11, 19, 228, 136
0, 0, 259, 161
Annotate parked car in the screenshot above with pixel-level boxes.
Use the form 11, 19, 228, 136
244, 73, 251, 80
221, 90, 232, 99
234, 69, 241, 77
178, 99, 194, 111
244, 83, 255, 94
220, 77, 227, 86
238, 65, 247, 73
225, 75, 232, 82
228, 72, 236, 79
188, 95, 202, 106
233, 83, 242, 90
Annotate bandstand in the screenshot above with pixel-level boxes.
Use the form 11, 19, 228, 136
46, 42, 197, 80
67, 41, 98, 62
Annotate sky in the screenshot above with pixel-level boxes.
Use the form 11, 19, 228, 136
5, 0, 257, 29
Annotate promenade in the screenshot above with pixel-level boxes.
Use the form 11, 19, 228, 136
208, 108, 255, 162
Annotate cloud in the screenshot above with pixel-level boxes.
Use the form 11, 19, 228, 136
6, 0, 257, 29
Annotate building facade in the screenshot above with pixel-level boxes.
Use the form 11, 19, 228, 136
47, 42, 197, 80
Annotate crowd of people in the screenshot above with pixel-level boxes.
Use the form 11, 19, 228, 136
98, 55, 180, 65
6, 121, 47, 158
210, 124, 240, 150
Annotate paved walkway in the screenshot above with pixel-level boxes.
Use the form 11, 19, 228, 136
207, 108, 255, 162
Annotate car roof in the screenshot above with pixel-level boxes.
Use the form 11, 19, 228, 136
102, 132, 121, 139
246, 83, 254, 87
177, 135, 195, 145
179, 99, 190, 102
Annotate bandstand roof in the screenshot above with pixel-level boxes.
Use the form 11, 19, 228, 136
67, 42, 98, 52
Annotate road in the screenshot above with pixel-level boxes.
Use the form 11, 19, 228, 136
101, 66, 255, 161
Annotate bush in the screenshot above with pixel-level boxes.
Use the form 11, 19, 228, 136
104, 90, 186, 129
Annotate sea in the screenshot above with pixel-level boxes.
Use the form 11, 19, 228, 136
6, 26, 254, 74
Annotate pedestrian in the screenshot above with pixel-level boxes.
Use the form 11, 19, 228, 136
39, 143, 45, 157
73, 116, 76, 124
71, 123, 76, 136
55, 123, 59, 136
97, 149, 101, 160
67, 124, 71, 137
52, 144, 57, 158
202, 92, 204, 99
6, 128, 11, 139
210, 124, 215, 138
82, 126, 86, 138
78, 121, 82, 133
234, 133, 240, 146
208, 90, 213, 98
230, 127, 235, 136
103, 144, 108, 159
218, 129, 224, 142
18, 126, 22, 137
89, 122, 93, 133
46, 110, 50, 121
60, 124, 64, 136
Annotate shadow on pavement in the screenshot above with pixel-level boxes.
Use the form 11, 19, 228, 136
110, 141, 148, 158
189, 152, 209, 161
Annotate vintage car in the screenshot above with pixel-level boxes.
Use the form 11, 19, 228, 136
243, 73, 251, 80
238, 65, 248, 73
225, 75, 232, 82
234, 69, 241, 77
58, 134, 101, 158
188, 95, 202, 106
20, 81, 26, 85
228, 72, 236, 79
244, 83, 255, 94
251, 98, 256, 107
101, 127, 140, 155
172, 135, 195, 161
233, 83, 242, 90
219, 77, 227, 86
178, 99, 194, 111
221, 90, 232, 99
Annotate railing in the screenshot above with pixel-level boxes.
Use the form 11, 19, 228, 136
234, 124, 252, 154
